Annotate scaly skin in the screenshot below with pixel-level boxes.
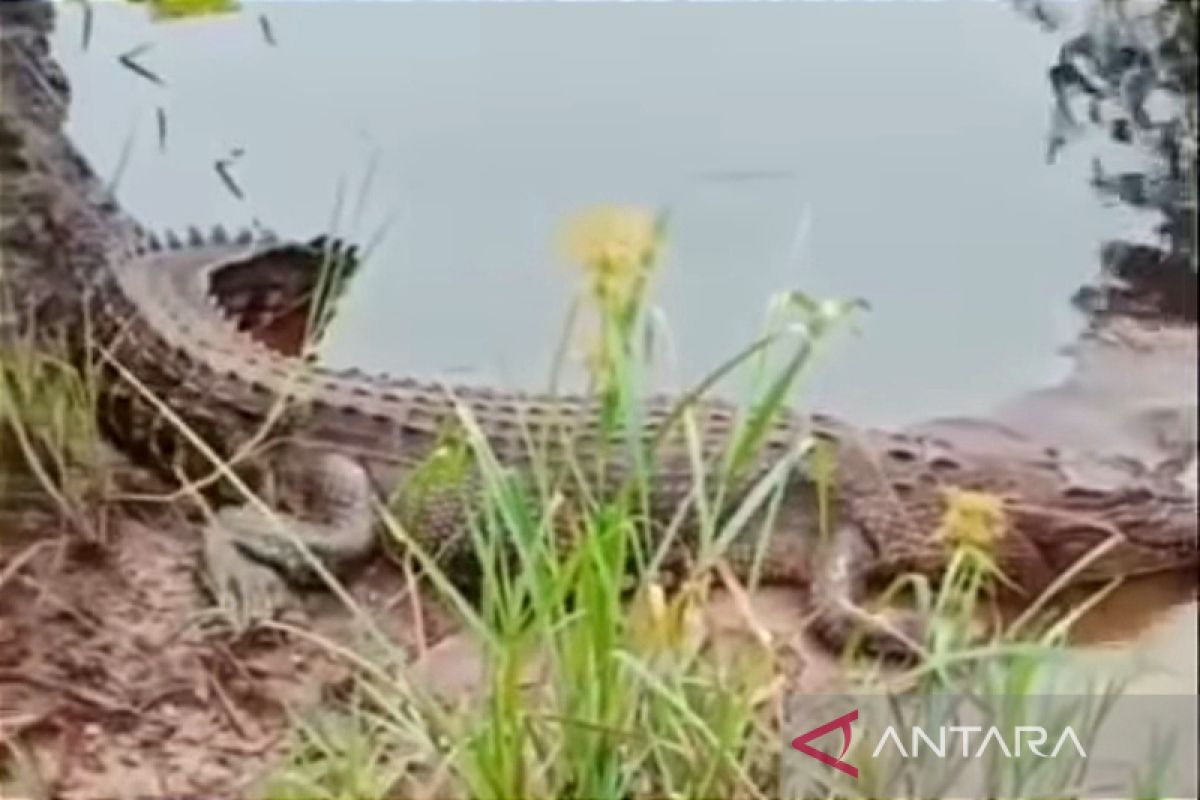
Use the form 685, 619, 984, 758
2, 0, 1196, 656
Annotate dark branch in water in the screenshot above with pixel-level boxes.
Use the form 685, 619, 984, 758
1023, 0, 1197, 265
1073, 242, 1198, 325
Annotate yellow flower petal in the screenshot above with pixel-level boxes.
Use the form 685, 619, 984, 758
560, 206, 660, 306
934, 488, 1008, 552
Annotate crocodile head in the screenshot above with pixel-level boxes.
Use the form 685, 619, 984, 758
1015, 463, 1199, 583
844, 418, 1198, 590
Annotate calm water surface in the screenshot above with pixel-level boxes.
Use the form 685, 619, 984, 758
54, 1, 1128, 425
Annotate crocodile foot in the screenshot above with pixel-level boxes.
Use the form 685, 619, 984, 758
809, 598, 928, 662
806, 523, 929, 661
196, 451, 378, 629
200, 519, 291, 632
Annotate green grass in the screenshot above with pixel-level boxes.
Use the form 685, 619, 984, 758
0, 331, 105, 533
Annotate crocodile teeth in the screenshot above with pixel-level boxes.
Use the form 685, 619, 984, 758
211, 224, 228, 245
234, 228, 254, 246
165, 230, 183, 249
145, 232, 161, 250
187, 226, 204, 247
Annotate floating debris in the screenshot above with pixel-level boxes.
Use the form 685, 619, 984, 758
259, 13, 276, 46
118, 43, 163, 86
156, 107, 168, 153
215, 148, 246, 200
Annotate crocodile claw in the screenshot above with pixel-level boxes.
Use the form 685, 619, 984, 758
200, 515, 290, 632
805, 523, 931, 663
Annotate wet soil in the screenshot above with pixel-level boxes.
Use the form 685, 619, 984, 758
0, 501, 448, 798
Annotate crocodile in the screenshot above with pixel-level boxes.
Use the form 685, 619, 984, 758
2, 0, 1196, 658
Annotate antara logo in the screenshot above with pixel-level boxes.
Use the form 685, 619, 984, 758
790, 709, 860, 779
791, 708, 1090, 780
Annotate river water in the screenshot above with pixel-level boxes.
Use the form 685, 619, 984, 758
55, 1, 1129, 423
52, 2, 1192, 690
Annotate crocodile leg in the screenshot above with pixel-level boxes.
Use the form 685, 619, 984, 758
202, 519, 291, 629
806, 523, 927, 660
199, 451, 377, 627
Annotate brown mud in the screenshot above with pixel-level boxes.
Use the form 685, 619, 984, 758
0, 493, 458, 798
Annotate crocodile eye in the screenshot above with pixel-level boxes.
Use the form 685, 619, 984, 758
929, 456, 961, 472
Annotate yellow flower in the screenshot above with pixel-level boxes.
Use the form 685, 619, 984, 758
560, 206, 661, 306
627, 581, 706, 661
934, 488, 1008, 552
